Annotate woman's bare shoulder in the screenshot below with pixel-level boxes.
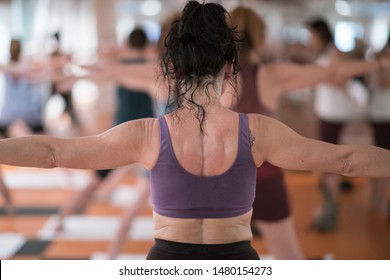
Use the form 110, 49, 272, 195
127, 118, 160, 139
246, 113, 268, 127
125, 118, 160, 169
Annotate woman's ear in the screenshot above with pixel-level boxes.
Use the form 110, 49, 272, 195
224, 62, 234, 80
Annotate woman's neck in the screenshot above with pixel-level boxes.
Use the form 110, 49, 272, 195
178, 85, 225, 115
185, 76, 223, 102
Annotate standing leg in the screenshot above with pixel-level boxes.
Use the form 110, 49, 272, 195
253, 217, 304, 259
0, 166, 13, 215
370, 122, 390, 220
54, 171, 103, 231
312, 174, 340, 231
107, 167, 150, 259
55, 167, 129, 232
94, 166, 131, 201
251, 169, 304, 259
312, 120, 344, 231
371, 178, 390, 217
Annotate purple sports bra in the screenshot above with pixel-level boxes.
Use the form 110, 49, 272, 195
150, 113, 257, 219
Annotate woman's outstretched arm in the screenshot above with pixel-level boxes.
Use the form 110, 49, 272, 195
0, 118, 159, 170
250, 114, 390, 178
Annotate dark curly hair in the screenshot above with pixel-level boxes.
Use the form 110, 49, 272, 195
127, 28, 148, 50
305, 17, 333, 48
160, 0, 239, 133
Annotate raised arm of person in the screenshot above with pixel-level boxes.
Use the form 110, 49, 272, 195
250, 113, 390, 178
1, 59, 63, 84
259, 56, 390, 111
80, 61, 161, 99
111, 62, 161, 96
0, 118, 159, 171
0, 63, 24, 77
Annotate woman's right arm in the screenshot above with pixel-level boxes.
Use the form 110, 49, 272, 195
0, 118, 159, 171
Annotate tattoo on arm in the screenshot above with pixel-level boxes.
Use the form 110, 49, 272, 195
249, 129, 255, 147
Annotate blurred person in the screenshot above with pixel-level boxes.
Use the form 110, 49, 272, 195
2, 1, 390, 260
105, 17, 181, 259
100, 16, 180, 259
305, 17, 372, 231
226, 6, 389, 258
228, 6, 304, 259
47, 32, 81, 136
367, 32, 390, 220
0, 39, 51, 214
53, 28, 155, 260
50, 16, 177, 257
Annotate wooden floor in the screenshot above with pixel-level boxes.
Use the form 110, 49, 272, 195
0, 83, 389, 260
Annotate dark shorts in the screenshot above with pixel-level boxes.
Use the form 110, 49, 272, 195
252, 172, 291, 222
370, 121, 390, 149
146, 239, 260, 260
319, 119, 390, 148
319, 119, 345, 144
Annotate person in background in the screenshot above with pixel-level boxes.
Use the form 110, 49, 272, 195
367, 32, 390, 220
53, 28, 154, 259
48, 32, 82, 136
226, 6, 390, 258
56, 15, 180, 260
228, 6, 305, 259
0, 39, 51, 214
305, 18, 372, 231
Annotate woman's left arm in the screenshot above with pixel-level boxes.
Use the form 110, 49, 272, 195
0, 118, 158, 170
251, 114, 390, 178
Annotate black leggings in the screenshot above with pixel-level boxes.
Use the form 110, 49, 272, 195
146, 239, 260, 260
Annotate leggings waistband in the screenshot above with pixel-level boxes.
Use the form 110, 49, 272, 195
147, 239, 260, 260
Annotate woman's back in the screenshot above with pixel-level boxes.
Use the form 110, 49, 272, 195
150, 108, 256, 244
163, 109, 240, 176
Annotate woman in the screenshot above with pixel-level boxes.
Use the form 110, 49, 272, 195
305, 18, 370, 231
1, 1, 390, 260
0, 39, 50, 214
